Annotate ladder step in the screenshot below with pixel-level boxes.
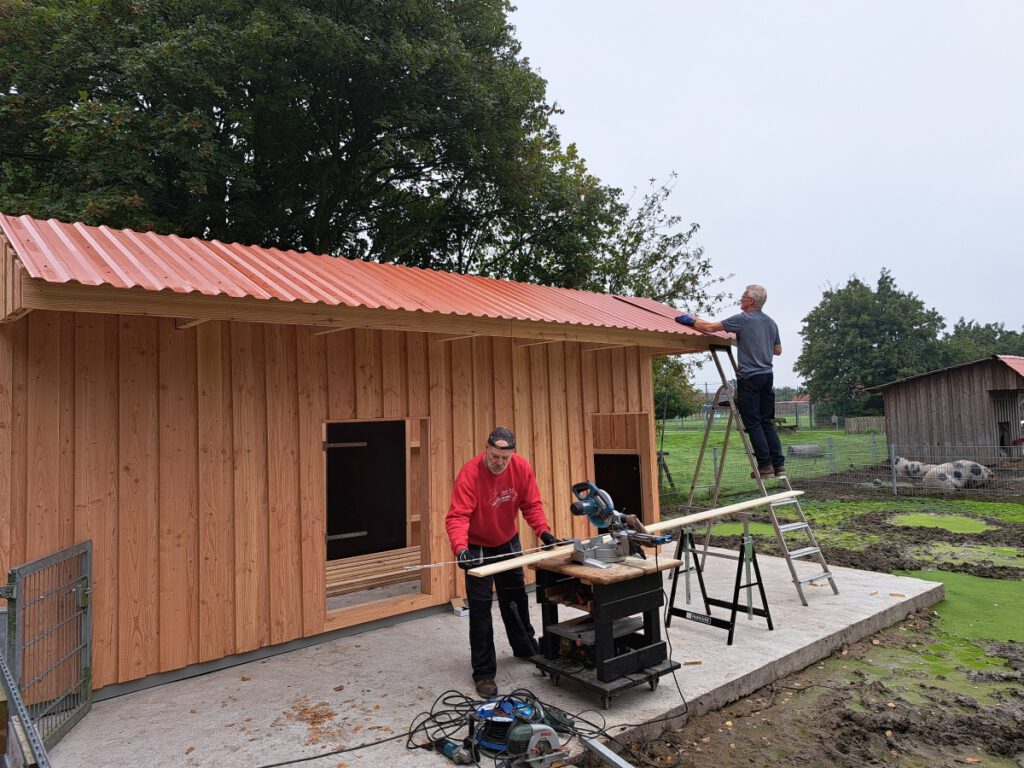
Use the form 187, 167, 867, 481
777, 521, 809, 533
771, 499, 799, 508
787, 546, 820, 559
798, 571, 833, 584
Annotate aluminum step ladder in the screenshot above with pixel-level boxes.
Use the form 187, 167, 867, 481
689, 345, 838, 606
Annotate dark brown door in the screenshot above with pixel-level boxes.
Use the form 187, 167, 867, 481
594, 454, 644, 523
325, 421, 406, 559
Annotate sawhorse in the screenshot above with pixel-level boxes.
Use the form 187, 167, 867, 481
665, 515, 773, 645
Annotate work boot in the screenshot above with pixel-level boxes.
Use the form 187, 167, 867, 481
751, 465, 774, 479
773, 465, 787, 477
474, 678, 497, 698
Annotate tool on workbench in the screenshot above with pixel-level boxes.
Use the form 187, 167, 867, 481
568, 481, 672, 568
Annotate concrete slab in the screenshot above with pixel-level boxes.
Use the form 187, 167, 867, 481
49, 553, 942, 768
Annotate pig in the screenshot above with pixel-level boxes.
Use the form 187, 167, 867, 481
893, 456, 934, 478
921, 460, 995, 490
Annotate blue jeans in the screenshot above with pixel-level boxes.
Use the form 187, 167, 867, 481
464, 534, 538, 681
736, 373, 784, 470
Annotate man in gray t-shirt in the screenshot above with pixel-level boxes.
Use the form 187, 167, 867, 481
675, 284, 785, 479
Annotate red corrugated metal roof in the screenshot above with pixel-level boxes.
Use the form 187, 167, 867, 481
0, 213, 720, 339
998, 355, 1024, 378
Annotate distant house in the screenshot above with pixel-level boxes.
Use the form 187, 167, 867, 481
866, 356, 1024, 463
0, 212, 724, 692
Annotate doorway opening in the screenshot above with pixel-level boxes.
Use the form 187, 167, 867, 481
323, 420, 420, 610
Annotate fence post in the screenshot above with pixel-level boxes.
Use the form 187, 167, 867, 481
827, 436, 835, 472
870, 432, 877, 464
712, 446, 719, 482
890, 444, 898, 496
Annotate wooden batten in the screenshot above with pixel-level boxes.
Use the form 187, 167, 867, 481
18, 276, 707, 354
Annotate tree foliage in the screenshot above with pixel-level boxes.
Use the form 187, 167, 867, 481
0, 0, 626, 283
935, 319, 1024, 367
652, 355, 704, 421
795, 270, 945, 415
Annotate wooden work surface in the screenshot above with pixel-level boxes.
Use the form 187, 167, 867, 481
531, 554, 683, 585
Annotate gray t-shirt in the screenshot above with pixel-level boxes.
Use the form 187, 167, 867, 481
721, 310, 780, 377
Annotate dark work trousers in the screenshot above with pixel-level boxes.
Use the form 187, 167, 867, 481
464, 534, 539, 682
736, 372, 785, 470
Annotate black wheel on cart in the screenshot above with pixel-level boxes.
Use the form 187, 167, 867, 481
602, 694, 612, 709
649, 678, 659, 691
549, 674, 560, 687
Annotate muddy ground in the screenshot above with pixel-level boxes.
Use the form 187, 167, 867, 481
589, 499, 1024, 768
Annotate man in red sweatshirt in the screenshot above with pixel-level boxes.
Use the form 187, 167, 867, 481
446, 427, 559, 699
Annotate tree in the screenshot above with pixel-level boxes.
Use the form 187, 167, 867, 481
0, 0, 623, 283
590, 174, 729, 311
795, 270, 945, 415
935, 319, 1024, 367
652, 355, 704, 421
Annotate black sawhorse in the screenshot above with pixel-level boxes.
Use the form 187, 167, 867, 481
665, 519, 773, 645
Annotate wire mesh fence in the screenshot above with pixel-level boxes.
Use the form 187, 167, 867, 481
656, 417, 1024, 505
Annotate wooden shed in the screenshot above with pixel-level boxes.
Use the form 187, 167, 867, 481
0, 213, 722, 692
866, 355, 1024, 463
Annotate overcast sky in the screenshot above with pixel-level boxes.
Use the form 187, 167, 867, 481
510, 1, 1024, 389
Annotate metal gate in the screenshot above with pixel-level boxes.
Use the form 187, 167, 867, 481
1, 541, 92, 749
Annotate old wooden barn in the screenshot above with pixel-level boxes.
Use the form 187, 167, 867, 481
867, 355, 1024, 463
0, 213, 722, 692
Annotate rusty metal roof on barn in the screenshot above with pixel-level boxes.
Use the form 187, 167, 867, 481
0, 213, 723, 342
866, 355, 1024, 391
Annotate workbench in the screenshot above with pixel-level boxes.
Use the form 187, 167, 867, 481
530, 554, 682, 708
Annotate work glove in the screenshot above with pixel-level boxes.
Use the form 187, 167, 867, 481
456, 549, 477, 571
675, 314, 696, 326
540, 531, 570, 550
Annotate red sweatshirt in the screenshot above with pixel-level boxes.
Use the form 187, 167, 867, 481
446, 452, 551, 554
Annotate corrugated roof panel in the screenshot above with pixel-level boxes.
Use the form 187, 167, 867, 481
0, 213, 717, 338
998, 355, 1024, 379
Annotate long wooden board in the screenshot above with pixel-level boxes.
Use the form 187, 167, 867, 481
467, 490, 802, 577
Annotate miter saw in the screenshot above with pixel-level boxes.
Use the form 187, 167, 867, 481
568, 481, 672, 568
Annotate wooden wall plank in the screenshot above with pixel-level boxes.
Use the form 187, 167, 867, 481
7, 320, 27, 570
625, 347, 642, 413
527, 345, 552, 547
117, 315, 160, 680
74, 314, 119, 688
326, 330, 355, 420
0, 324, 13, 574
158, 319, 199, 671
381, 330, 405, 418
547, 345, 571, 537
26, 311, 60, 561
230, 322, 269, 653
563, 343, 590, 541
492, 337, 514, 430
427, 338, 453, 599
196, 322, 235, 662
638, 354, 659, 522
406, 332, 429, 419
265, 325, 303, 645
296, 327, 327, 635
611, 347, 627, 447
450, 339, 475, 469
58, 312, 75, 550
354, 329, 382, 419
472, 337, 494, 440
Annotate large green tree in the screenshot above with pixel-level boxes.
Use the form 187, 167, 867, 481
795, 270, 945, 415
0, 0, 627, 282
935, 319, 1024, 367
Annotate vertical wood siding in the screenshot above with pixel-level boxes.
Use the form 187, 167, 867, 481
0, 311, 659, 689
